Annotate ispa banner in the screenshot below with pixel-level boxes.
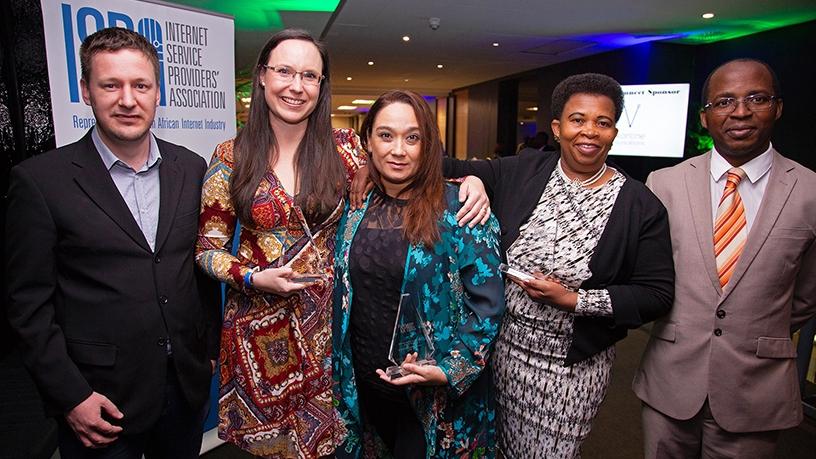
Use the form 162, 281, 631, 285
41, 0, 236, 162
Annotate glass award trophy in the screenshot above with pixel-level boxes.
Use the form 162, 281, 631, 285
385, 293, 437, 379
289, 206, 327, 283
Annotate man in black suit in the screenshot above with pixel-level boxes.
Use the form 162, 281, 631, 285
5, 27, 219, 458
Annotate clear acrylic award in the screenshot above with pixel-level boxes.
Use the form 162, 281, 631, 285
386, 293, 437, 379
289, 206, 327, 283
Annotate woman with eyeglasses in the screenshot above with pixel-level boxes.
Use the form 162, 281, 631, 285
443, 73, 674, 458
195, 29, 365, 458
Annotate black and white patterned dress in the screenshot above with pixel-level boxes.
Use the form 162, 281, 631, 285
493, 163, 626, 459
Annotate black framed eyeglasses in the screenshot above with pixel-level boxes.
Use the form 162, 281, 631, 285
262, 64, 325, 86
703, 94, 779, 114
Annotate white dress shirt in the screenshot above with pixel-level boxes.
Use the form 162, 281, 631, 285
709, 144, 773, 232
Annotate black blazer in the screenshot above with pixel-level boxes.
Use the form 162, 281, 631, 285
5, 131, 220, 433
444, 150, 674, 364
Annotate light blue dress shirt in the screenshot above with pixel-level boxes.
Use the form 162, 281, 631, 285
92, 128, 162, 251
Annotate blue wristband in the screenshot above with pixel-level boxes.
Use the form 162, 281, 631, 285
244, 270, 254, 288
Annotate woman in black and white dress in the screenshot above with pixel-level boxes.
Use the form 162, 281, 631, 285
443, 73, 675, 458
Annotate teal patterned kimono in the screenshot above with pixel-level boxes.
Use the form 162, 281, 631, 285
333, 183, 505, 458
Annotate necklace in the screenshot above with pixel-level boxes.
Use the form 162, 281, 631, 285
557, 159, 607, 188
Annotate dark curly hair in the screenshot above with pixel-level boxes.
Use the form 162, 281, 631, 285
551, 73, 624, 122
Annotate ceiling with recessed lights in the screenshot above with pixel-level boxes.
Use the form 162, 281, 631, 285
166, 0, 816, 115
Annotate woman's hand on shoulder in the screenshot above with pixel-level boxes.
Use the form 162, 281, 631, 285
349, 165, 372, 209
456, 176, 491, 228
250, 267, 312, 296
512, 273, 578, 312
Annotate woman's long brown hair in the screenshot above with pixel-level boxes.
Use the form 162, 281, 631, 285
360, 90, 445, 247
230, 29, 344, 227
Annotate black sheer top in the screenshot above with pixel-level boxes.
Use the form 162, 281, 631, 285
349, 187, 410, 400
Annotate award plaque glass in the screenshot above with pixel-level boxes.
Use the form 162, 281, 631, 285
289, 206, 327, 283
290, 273, 325, 283
498, 263, 535, 282
386, 293, 436, 379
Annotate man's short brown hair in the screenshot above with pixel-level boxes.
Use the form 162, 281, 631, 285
79, 27, 160, 83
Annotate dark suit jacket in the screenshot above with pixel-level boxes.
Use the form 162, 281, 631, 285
5, 131, 221, 433
444, 150, 674, 364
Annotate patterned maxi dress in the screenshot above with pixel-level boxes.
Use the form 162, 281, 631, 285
196, 129, 365, 458
492, 165, 626, 459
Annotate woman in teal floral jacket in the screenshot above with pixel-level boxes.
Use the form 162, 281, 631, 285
332, 90, 505, 458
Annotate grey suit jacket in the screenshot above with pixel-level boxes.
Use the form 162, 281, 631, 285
633, 149, 816, 432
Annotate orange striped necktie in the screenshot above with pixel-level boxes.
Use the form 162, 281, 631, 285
714, 167, 747, 288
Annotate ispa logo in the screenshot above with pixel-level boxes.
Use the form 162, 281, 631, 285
60, 3, 167, 105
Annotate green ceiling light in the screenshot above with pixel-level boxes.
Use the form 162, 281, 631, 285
676, 11, 816, 44
168, 1, 341, 30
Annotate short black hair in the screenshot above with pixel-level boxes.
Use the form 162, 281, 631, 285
551, 73, 624, 122
80, 27, 160, 83
700, 58, 782, 106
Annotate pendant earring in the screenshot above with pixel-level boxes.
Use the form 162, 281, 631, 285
554, 135, 560, 142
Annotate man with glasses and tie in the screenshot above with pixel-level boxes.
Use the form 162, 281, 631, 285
633, 58, 816, 458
